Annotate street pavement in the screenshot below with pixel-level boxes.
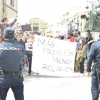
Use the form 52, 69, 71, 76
6, 73, 93, 100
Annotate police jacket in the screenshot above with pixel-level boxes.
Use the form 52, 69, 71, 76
87, 39, 100, 72
86, 34, 93, 49
0, 39, 24, 73
0, 18, 17, 35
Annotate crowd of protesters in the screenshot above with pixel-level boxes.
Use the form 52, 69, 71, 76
39, 29, 94, 76
0, 16, 94, 77
52, 29, 94, 76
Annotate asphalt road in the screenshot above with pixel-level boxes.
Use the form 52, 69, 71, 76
6, 74, 92, 100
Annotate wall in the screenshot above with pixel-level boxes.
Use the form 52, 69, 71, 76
0, 0, 3, 21
5, 0, 17, 18
29, 18, 52, 36
0, 0, 18, 20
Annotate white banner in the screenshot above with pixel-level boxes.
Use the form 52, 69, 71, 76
32, 35, 76, 76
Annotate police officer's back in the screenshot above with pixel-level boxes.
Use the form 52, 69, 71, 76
0, 27, 24, 100
87, 34, 100, 100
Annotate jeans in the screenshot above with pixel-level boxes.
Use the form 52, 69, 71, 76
80, 58, 85, 74
27, 54, 32, 74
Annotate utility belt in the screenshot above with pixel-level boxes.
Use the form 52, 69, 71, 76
0, 70, 22, 77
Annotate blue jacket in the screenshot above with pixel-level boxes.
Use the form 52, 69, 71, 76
87, 39, 100, 72
0, 39, 25, 72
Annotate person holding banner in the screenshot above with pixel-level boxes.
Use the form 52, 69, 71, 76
15, 33, 28, 72
15, 33, 25, 48
26, 32, 34, 76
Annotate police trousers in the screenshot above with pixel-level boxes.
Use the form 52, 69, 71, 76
91, 73, 99, 100
0, 75, 24, 100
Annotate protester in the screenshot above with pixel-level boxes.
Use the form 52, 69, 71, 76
26, 32, 34, 76
85, 30, 94, 57
80, 37, 87, 75
74, 34, 81, 71
74, 34, 81, 51
0, 35, 3, 43
56, 35, 61, 40
0, 16, 18, 35
15, 32, 28, 74
74, 29, 78, 34
75, 36, 87, 76
60, 35, 64, 40
76, 31, 81, 39
41, 32, 45, 36
66, 37, 70, 41
22, 33, 29, 72
67, 32, 75, 42
75, 43, 83, 72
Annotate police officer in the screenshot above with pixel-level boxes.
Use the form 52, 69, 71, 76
0, 27, 24, 100
87, 33, 100, 100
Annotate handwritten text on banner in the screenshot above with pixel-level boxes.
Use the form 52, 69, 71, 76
32, 35, 76, 76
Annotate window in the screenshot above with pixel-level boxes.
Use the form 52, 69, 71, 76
33, 27, 39, 31
10, 0, 14, 6
17, 25, 20, 29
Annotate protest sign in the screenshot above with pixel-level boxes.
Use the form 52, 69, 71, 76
21, 24, 31, 31
32, 35, 76, 76
25, 41, 33, 51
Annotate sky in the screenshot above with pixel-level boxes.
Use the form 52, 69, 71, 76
18, 0, 88, 24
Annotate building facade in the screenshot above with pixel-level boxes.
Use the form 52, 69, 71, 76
60, 11, 89, 32
29, 18, 52, 37
0, 0, 18, 21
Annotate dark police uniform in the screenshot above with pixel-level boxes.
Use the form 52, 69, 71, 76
87, 39, 100, 100
0, 27, 24, 100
